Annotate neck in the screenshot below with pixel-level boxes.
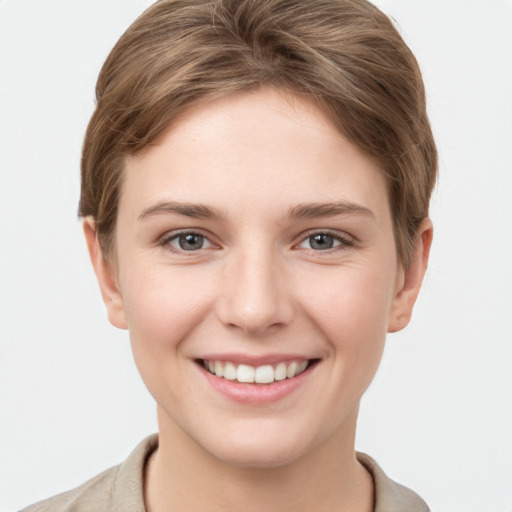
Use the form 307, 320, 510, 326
144, 406, 373, 512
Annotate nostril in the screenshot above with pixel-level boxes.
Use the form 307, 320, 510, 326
214, 268, 294, 334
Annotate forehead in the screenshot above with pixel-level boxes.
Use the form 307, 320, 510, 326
119, 88, 390, 221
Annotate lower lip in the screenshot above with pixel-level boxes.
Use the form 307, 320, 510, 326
197, 362, 317, 404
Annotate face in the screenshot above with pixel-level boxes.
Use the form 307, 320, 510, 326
87, 88, 430, 469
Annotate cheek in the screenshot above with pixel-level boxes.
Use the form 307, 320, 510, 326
307, 266, 394, 334
300, 265, 395, 379
121, 264, 216, 353
120, 265, 218, 409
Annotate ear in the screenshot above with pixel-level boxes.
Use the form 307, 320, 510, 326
83, 217, 128, 330
388, 218, 433, 333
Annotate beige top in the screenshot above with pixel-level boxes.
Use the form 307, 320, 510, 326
20, 435, 430, 512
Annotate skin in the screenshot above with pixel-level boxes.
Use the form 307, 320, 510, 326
84, 88, 432, 512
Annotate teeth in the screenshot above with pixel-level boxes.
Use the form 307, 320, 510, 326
202, 359, 311, 384
224, 362, 237, 381
255, 365, 274, 384
214, 361, 224, 377
237, 364, 255, 383
286, 362, 298, 378
297, 360, 308, 374
274, 362, 287, 381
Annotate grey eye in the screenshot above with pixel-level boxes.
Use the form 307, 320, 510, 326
298, 232, 348, 251
174, 233, 209, 251
308, 233, 336, 250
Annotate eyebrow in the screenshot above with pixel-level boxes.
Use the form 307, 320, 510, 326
287, 201, 374, 219
138, 200, 373, 222
138, 201, 225, 221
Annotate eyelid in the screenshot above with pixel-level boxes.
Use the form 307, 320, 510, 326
156, 227, 354, 254
158, 228, 218, 254
295, 229, 355, 251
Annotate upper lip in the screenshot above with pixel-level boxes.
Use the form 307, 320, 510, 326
197, 353, 317, 366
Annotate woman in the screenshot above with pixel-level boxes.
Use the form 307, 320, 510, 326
22, 0, 436, 510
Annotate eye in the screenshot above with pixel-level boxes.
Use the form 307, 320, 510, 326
298, 232, 353, 251
163, 232, 212, 252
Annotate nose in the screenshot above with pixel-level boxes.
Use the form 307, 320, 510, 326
215, 248, 294, 335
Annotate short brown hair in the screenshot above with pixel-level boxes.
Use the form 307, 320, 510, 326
79, 0, 437, 266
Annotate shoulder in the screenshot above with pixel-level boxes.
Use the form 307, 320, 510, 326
19, 465, 119, 512
357, 452, 430, 512
19, 434, 158, 512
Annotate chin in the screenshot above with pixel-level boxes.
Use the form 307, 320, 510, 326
197, 422, 318, 470
211, 441, 304, 470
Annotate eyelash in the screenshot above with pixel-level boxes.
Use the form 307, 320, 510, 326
158, 230, 214, 255
297, 230, 354, 253
157, 229, 354, 255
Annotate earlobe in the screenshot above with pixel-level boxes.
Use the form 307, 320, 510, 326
388, 218, 433, 333
83, 218, 128, 330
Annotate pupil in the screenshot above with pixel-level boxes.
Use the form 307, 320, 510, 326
179, 233, 203, 250
311, 234, 333, 250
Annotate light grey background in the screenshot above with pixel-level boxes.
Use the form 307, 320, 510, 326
1, 1, 511, 511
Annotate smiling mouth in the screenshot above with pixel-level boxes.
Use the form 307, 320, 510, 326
197, 359, 318, 384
